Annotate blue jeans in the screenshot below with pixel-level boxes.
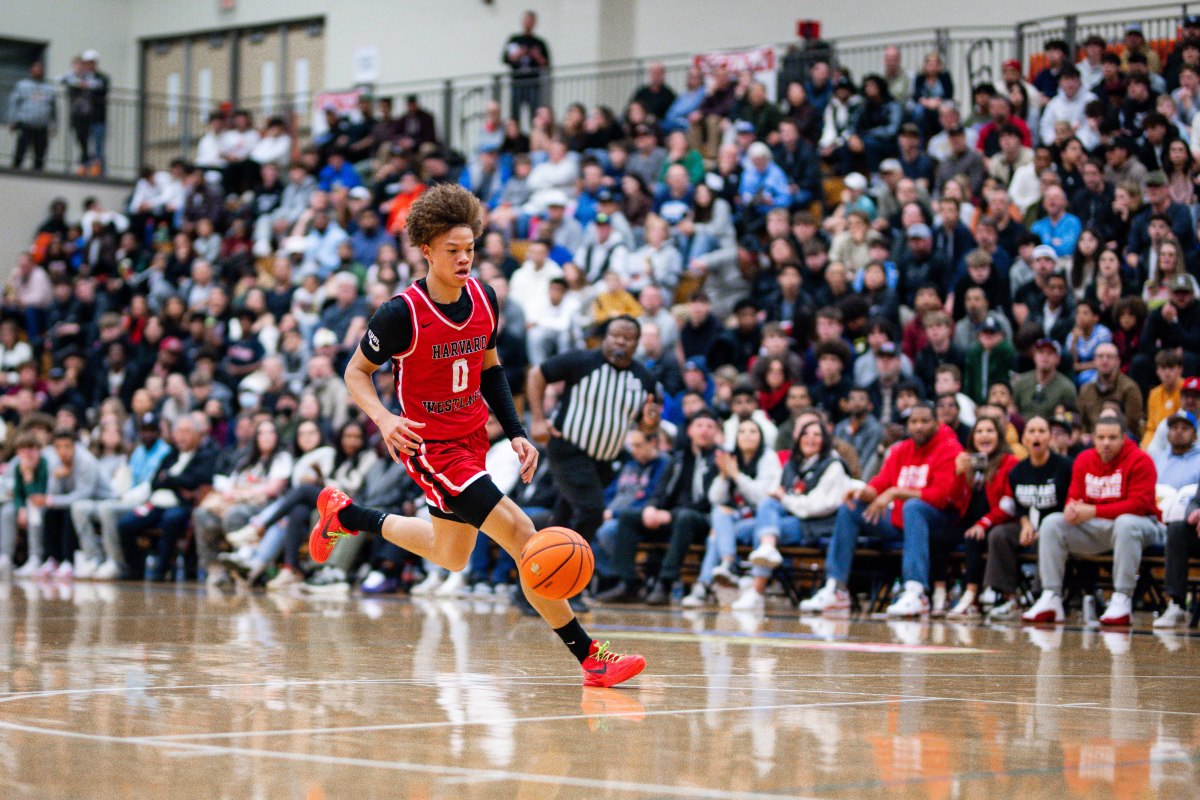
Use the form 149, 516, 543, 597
825, 499, 949, 589
594, 517, 620, 578
90, 121, 106, 169
748, 498, 809, 578
469, 533, 516, 584
117, 505, 194, 579
251, 520, 287, 568
699, 508, 756, 584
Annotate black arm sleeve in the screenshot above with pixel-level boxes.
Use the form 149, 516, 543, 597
482, 282, 501, 350
480, 364, 527, 441
359, 297, 413, 365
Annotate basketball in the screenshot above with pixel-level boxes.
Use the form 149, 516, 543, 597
518, 526, 594, 600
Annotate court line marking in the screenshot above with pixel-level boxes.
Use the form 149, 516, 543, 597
133, 697, 934, 742
798, 751, 1200, 794
0, 716, 838, 800
587, 628, 992, 653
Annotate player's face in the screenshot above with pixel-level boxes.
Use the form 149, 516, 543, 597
422, 226, 477, 288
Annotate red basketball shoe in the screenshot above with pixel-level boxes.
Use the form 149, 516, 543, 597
581, 640, 646, 688
309, 486, 355, 564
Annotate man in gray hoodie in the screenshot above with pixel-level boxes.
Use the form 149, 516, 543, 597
6, 62, 57, 170
43, 428, 114, 577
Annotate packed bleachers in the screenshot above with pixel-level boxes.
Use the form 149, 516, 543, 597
8, 12, 1200, 627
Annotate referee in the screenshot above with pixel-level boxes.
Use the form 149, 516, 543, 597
527, 315, 657, 563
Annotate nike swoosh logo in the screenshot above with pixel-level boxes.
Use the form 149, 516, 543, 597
585, 664, 608, 674
421, 321, 434, 328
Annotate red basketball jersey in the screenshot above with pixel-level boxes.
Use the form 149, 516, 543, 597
391, 278, 496, 441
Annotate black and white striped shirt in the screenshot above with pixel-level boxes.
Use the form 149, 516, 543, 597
541, 349, 657, 462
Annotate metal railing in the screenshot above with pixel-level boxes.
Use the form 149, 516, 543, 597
0, 87, 143, 181
4, 4, 1200, 183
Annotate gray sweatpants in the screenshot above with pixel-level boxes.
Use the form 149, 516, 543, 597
1, 502, 43, 562
71, 499, 135, 566
1037, 512, 1165, 596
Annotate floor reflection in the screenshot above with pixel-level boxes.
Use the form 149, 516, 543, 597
0, 579, 1198, 798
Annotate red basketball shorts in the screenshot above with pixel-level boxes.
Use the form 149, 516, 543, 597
402, 426, 491, 514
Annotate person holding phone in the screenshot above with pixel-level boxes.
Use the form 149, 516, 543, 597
930, 416, 1019, 618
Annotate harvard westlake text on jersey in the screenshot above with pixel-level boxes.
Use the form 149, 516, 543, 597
422, 390, 482, 415
431, 335, 490, 360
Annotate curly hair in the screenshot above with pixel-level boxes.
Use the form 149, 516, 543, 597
405, 183, 483, 249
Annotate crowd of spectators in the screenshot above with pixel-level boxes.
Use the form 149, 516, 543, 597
6, 13, 1200, 625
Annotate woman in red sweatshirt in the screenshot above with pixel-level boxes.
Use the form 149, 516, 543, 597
930, 416, 1018, 617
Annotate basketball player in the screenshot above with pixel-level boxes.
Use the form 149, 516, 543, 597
309, 184, 645, 688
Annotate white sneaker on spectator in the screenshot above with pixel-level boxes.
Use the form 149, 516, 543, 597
680, 582, 709, 608
978, 587, 997, 607
988, 598, 1020, 621
946, 590, 978, 619
36, 558, 59, 579
53, 560, 74, 580
930, 585, 948, 617
92, 559, 121, 581
0, 554, 11, 578
1021, 590, 1065, 623
885, 581, 929, 617
14, 558, 41, 578
472, 582, 494, 597
748, 543, 782, 570
361, 570, 387, 591
1153, 601, 1187, 628
79, 558, 101, 580
301, 567, 350, 595
492, 582, 513, 601
799, 578, 850, 613
1099, 592, 1133, 626
731, 588, 764, 612
226, 525, 260, 548
266, 568, 302, 592
409, 570, 442, 595
710, 563, 737, 587
205, 569, 232, 592
436, 570, 468, 597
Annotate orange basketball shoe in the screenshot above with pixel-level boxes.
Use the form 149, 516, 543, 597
581, 640, 646, 688
309, 486, 355, 563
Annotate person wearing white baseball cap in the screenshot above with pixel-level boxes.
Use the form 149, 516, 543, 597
62, 49, 110, 175
1012, 244, 1063, 326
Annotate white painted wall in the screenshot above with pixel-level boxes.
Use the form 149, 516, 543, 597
0, 173, 130, 280
7, 0, 1179, 95
4, 0, 133, 85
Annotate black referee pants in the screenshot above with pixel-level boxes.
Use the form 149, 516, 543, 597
547, 437, 613, 543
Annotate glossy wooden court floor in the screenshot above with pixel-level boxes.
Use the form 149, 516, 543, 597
2, 581, 1199, 799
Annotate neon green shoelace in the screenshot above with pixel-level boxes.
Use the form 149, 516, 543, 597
592, 641, 621, 663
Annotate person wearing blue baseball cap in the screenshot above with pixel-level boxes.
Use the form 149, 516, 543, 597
1152, 411, 1200, 489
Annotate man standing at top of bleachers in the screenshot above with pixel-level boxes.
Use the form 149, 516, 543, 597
503, 10, 551, 124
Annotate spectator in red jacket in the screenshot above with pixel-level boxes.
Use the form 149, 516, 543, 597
799, 402, 963, 617
932, 416, 1018, 618
1023, 415, 1163, 625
